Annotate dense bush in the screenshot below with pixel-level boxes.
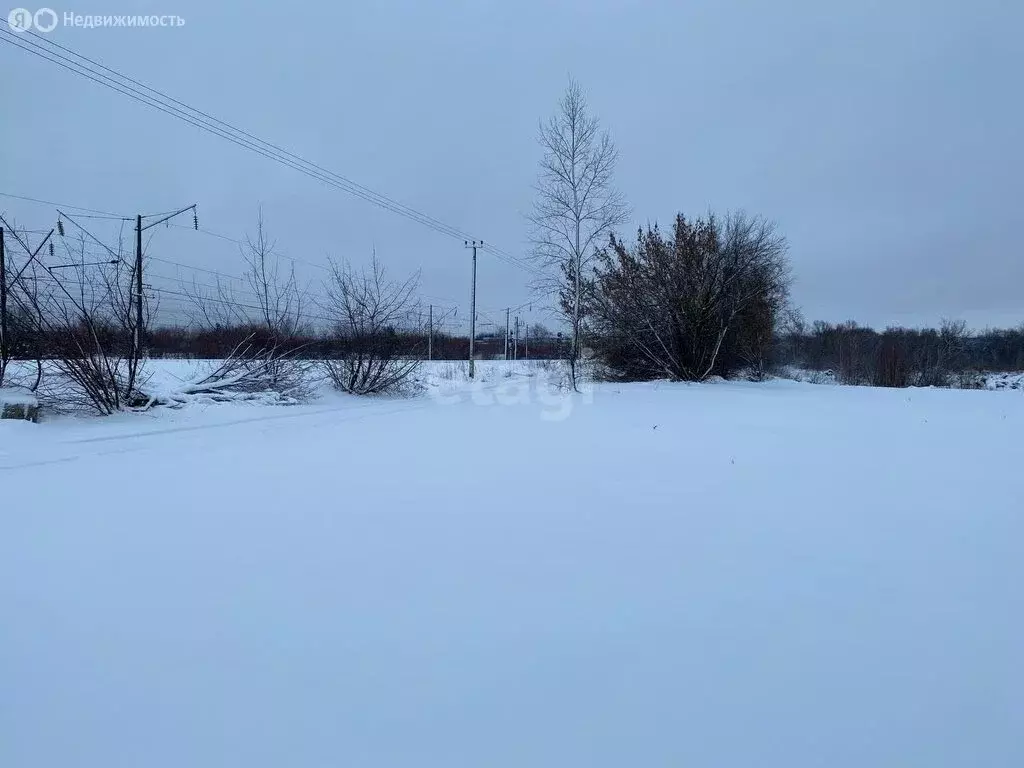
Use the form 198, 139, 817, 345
585, 211, 790, 381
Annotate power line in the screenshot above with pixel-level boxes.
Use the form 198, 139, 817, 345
24, 30, 470, 237
20, 262, 435, 330
0, 28, 541, 276
3, 188, 531, 306
169, 222, 469, 310
0, 190, 131, 219
117, 218, 467, 311
166, 221, 331, 275
9, 220, 466, 322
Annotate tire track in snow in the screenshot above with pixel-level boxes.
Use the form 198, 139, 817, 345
0, 379, 511, 471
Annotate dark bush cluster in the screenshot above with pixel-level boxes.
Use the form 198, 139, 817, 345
584, 211, 790, 382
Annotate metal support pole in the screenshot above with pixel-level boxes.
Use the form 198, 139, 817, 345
465, 240, 480, 378
135, 214, 143, 355
0, 227, 7, 375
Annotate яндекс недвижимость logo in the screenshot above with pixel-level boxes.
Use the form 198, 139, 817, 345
7, 7, 58, 32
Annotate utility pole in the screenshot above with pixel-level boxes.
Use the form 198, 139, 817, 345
134, 214, 143, 358
465, 240, 481, 378
514, 315, 519, 361
525, 321, 529, 361
0, 227, 7, 377
428, 304, 433, 362
133, 204, 197, 358
504, 307, 510, 361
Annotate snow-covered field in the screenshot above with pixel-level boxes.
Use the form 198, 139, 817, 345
2, 362, 1023, 767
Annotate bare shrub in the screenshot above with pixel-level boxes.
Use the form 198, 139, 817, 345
436, 361, 467, 381
0, 219, 147, 415
805, 369, 835, 386
954, 370, 986, 390
0, 221, 47, 393
319, 255, 423, 395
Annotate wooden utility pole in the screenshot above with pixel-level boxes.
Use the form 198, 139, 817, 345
134, 214, 143, 357
428, 304, 433, 361
465, 240, 481, 378
505, 307, 510, 361
133, 204, 197, 356
0, 227, 7, 377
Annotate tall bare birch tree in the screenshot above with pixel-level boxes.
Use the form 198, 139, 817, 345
529, 78, 628, 389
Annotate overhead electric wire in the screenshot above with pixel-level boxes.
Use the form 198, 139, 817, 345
21, 263, 432, 329
166, 221, 330, 275
8, 221, 466, 320
17, 30, 470, 238
0, 28, 540, 276
0, 190, 131, 219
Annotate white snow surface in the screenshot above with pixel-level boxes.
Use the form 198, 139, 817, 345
2, 361, 1023, 767
0, 387, 38, 406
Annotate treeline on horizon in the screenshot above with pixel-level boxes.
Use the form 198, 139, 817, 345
117, 315, 1024, 386
774, 319, 1024, 387
144, 324, 568, 362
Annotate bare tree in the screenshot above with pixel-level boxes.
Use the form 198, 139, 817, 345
186, 208, 313, 399
237, 209, 313, 394
142, 334, 309, 407
187, 208, 306, 337
186, 272, 248, 330
14, 227, 153, 415
0, 217, 143, 411
3, 210, 417, 412
319, 254, 423, 395
0, 218, 50, 392
244, 207, 305, 339
0, 226, 7, 387
780, 318, 982, 389
529, 78, 629, 389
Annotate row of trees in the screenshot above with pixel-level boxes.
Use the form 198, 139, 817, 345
775, 319, 1024, 387
145, 327, 567, 362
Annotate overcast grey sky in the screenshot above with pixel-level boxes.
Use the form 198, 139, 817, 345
2, 0, 1022, 331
